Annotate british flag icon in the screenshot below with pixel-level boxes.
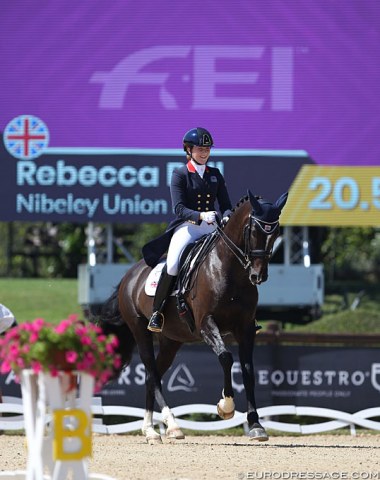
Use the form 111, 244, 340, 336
3, 115, 49, 160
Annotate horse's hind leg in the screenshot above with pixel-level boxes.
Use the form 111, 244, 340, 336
156, 337, 185, 441
200, 315, 235, 420
133, 327, 168, 444
134, 327, 183, 444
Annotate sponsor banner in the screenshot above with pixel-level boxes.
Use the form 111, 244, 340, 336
2, 345, 379, 412
282, 166, 380, 226
1, 2, 380, 166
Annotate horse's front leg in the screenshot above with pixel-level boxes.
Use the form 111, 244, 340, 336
235, 321, 268, 441
200, 315, 235, 420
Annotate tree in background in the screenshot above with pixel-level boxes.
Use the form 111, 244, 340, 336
0, 223, 379, 282
321, 227, 380, 283
0, 222, 167, 278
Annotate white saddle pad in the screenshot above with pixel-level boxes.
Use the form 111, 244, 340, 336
145, 262, 165, 296
145, 262, 179, 297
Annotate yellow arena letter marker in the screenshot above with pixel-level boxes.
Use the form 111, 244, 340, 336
53, 409, 92, 461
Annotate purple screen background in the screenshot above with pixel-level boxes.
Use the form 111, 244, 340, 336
1, 1, 379, 165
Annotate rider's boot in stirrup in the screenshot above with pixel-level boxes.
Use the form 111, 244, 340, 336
147, 267, 177, 333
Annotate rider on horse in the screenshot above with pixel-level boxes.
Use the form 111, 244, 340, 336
142, 127, 233, 333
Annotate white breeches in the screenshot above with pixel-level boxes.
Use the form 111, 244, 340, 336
166, 221, 217, 276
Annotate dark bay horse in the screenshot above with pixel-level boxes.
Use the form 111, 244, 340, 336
98, 190, 288, 443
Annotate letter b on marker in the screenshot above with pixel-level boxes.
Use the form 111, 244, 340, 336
53, 409, 92, 460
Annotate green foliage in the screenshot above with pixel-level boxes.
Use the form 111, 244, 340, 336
0, 222, 87, 278
1, 222, 379, 282
0, 222, 168, 277
321, 227, 380, 282
286, 282, 380, 333
113, 222, 167, 261
289, 309, 380, 334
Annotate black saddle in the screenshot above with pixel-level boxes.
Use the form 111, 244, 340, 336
177, 230, 218, 293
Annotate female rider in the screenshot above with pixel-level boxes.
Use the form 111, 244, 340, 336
142, 127, 232, 333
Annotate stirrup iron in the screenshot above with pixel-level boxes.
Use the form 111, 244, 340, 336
147, 311, 164, 333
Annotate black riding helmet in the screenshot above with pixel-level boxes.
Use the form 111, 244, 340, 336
183, 127, 214, 152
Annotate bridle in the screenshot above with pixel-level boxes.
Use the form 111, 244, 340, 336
216, 213, 279, 272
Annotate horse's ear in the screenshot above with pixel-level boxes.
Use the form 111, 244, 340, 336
248, 189, 262, 214
275, 192, 288, 212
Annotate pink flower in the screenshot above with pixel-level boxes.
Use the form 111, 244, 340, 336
0, 360, 11, 373
29, 332, 39, 343
80, 336, 92, 346
21, 323, 33, 332
113, 357, 122, 369
105, 343, 115, 354
31, 318, 45, 332
65, 351, 78, 364
9, 344, 20, 356
16, 358, 25, 368
85, 351, 95, 360
55, 319, 71, 334
76, 361, 86, 370
31, 361, 42, 374
75, 326, 87, 336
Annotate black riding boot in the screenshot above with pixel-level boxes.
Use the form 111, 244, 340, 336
147, 267, 177, 333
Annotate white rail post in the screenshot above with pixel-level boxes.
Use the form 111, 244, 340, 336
20, 370, 93, 480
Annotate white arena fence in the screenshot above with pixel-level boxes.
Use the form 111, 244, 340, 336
1, 396, 380, 436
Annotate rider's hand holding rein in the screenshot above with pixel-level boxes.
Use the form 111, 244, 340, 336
200, 211, 217, 224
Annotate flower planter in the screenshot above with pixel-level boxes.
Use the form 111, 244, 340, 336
21, 369, 93, 480
0, 316, 120, 480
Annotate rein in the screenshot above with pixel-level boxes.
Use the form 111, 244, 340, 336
216, 214, 279, 271
180, 211, 279, 297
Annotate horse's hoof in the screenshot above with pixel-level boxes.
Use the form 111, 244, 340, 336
166, 427, 185, 440
248, 423, 269, 442
146, 435, 162, 445
146, 434, 163, 445
217, 403, 235, 420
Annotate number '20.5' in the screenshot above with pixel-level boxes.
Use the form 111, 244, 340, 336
308, 177, 380, 210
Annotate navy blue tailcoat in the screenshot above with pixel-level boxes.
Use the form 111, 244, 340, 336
142, 161, 232, 268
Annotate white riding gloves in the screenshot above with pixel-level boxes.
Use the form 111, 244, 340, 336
222, 209, 232, 224
200, 211, 217, 224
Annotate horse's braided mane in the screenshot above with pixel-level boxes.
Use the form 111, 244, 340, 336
230, 195, 249, 214
229, 194, 262, 215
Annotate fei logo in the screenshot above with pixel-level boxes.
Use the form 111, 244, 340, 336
3, 115, 49, 160
90, 45, 294, 111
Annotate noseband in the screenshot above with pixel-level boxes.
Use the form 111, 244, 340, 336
217, 213, 279, 271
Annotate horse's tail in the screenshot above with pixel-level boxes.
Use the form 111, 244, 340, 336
89, 282, 136, 372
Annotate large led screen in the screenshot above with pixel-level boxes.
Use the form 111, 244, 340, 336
1, 1, 379, 166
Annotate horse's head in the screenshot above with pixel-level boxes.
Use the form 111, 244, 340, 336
244, 190, 288, 285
